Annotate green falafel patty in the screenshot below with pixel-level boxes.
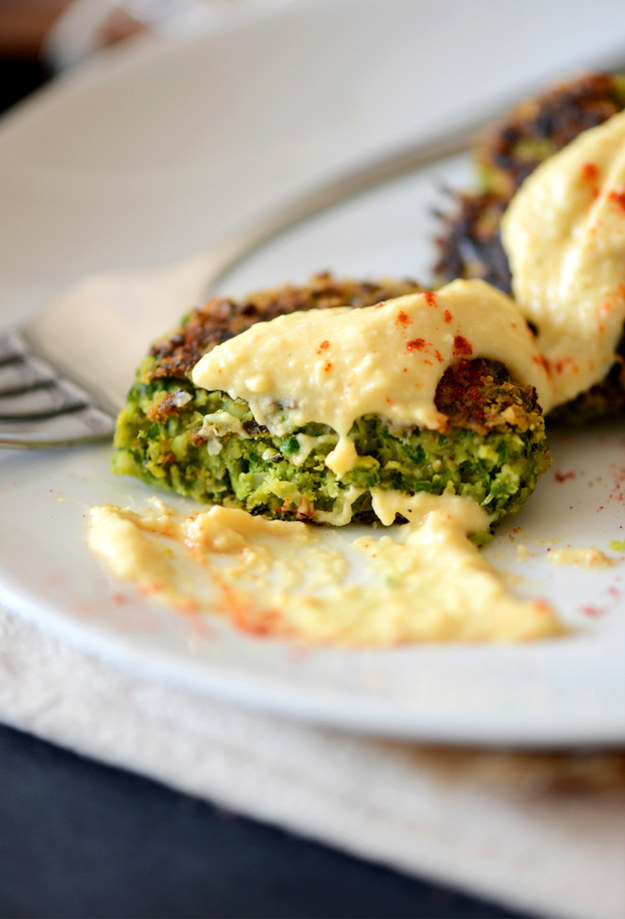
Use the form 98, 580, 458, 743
113, 275, 550, 531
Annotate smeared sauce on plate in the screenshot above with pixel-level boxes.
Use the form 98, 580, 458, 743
87, 493, 562, 645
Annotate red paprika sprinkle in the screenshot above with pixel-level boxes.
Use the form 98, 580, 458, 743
323, 360, 333, 372
554, 470, 576, 482
443, 310, 452, 323
395, 310, 410, 327
581, 161, 598, 181
580, 162, 600, 199
453, 335, 473, 356
317, 340, 330, 353
423, 291, 437, 307
406, 338, 426, 352
608, 188, 625, 211
532, 599, 551, 613
581, 605, 605, 618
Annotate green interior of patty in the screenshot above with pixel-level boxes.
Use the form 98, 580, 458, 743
112, 359, 550, 535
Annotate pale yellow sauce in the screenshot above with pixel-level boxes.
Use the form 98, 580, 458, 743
93, 148, 613, 646
191, 279, 551, 475
548, 546, 614, 567
88, 495, 563, 645
502, 109, 625, 407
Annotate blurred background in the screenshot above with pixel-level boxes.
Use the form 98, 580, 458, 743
0, 0, 59, 111
0, 0, 220, 113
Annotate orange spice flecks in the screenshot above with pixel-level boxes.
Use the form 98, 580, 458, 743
597, 300, 613, 332
323, 360, 333, 372
395, 309, 411, 328
550, 356, 579, 375
423, 290, 437, 307
453, 335, 473, 357
140, 579, 170, 595
607, 459, 625, 506
443, 310, 452, 323
316, 339, 330, 353
581, 604, 606, 618
554, 470, 576, 483
581, 161, 598, 181
532, 598, 552, 614
532, 353, 551, 375
237, 604, 286, 636
580, 161, 600, 198
526, 597, 558, 623
404, 338, 444, 362
608, 188, 625, 211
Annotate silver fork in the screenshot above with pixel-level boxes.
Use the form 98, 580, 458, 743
0, 330, 118, 447
1, 115, 482, 450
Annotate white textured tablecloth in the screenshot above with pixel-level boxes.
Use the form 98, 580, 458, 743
1, 603, 624, 919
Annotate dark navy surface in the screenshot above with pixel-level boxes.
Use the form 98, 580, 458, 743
0, 724, 534, 919
0, 61, 537, 919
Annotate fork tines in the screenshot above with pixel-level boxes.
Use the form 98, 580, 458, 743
0, 331, 116, 448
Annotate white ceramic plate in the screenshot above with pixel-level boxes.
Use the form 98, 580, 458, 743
1, 0, 625, 746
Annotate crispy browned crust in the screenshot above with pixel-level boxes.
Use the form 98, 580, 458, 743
147, 272, 423, 381
435, 73, 625, 293
433, 191, 511, 292
478, 72, 625, 197
435, 358, 543, 435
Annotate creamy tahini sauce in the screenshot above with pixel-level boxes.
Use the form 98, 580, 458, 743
87, 495, 562, 645
502, 109, 625, 407
191, 279, 551, 475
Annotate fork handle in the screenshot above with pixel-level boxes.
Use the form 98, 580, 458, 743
200, 117, 481, 298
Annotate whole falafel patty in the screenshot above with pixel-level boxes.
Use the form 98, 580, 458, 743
113, 274, 550, 533
436, 73, 625, 291
433, 72, 625, 423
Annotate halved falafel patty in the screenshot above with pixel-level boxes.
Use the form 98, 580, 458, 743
113, 274, 550, 530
